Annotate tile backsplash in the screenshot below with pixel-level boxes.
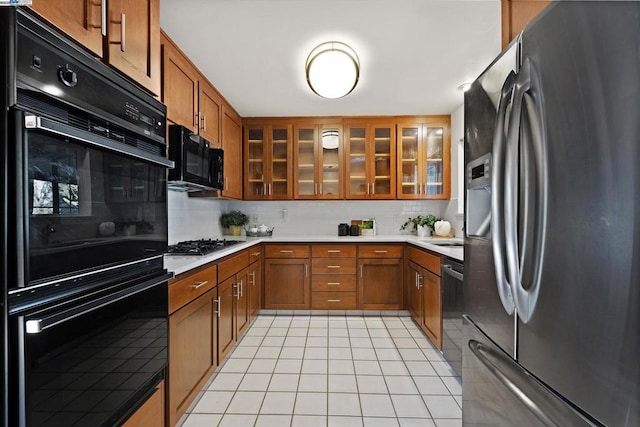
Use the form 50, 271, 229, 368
168, 191, 463, 241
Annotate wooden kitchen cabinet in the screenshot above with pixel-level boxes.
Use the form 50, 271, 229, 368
397, 116, 451, 200
407, 245, 443, 349
344, 119, 396, 199
218, 250, 251, 344
30, 0, 161, 95
358, 244, 404, 310
199, 81, 222, 146
221, 105, 243, 199
30, 0, 103, 57
168, 261, 218, 427
244, 120, 293, 200
248, 247, 263, 320
294, 121, 344, 199
217, 276, 235, 362
311, 244, 357, 310
501, 0, 550, 48
122, 380, 164, 427
264, 245, 310, 309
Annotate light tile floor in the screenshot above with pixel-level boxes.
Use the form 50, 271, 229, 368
180, 315, 462, 427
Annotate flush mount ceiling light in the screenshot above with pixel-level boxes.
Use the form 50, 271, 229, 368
306, 41, 360, 99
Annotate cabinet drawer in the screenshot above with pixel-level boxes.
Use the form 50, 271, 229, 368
218, 250, 249, 281
265, 244, 310, 258
408, 246, 441, 275
169, 266, 217, 314
312, 258, 356, 274
249, 246, 263, 264
312, 291, 357, 309
312, 274, 356, 292
358, 244, 403, 258
312, 244, 356, 258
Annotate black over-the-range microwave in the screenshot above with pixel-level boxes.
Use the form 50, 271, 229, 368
167, 124, 224, 192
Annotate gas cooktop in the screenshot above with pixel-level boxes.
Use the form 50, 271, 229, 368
166, 239, 240, 256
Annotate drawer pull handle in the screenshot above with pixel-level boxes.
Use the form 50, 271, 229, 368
215, 297, 221, 317
327, 282, 341, 286
280, 250, 294, 253
327, 265, 341, 269
374, 250, 388, 254
327, 250, 341, 253
191, 281, 208, 290
252, 252, 261, 257
327, 299, 341, 303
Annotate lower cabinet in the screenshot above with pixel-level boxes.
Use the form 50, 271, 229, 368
217, 250, 251, 360
264, 245, 310, 309
123, 380, 165, 427
168, 285, 217, 426
358, 244, 404, 310
217, 275, 236, 362
311, 244, 357, 309
407, 246, 443, 349
248, 250, 263, 320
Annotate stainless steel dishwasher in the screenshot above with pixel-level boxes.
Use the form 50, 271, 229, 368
441, 257, 464, 377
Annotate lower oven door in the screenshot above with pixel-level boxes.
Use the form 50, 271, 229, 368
8, 273, 169, 427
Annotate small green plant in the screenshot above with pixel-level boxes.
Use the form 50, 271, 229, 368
400, 214, 439, 232
219, 210, 249, 228
361, 219, 374, 229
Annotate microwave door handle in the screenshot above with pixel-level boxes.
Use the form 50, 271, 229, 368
24, 273, 172, 334
24, 115, 174, 168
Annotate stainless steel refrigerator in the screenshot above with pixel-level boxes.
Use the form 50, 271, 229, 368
463, 2, 640, 425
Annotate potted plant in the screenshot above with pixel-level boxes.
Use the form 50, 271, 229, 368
360, 219, 376, 236
219, 210, 249, 236
400, 214, 438, 237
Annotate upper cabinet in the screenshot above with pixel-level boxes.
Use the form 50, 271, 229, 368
344, 119, 396, 199
30, 0, 103, 57
244, 120, 293, 200
161, 31, 222, 145
221, 105, 243, 199
30, 0, 161, 95
396, 117, 451, 200
294, 121, 344, 200
106, 0, 160, 95
501, 0, 551, 48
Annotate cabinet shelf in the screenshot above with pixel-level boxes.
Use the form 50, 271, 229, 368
298, 179, 315, 184
248, 159, 263, 163
272, 159, 288, 163
374, 137, 391, 141
272, 140, 288, 144
350, 175, 366, 180
248, 179, 264, 183
350, 153, 366, 157
402, 158, 417, 162
272, 178, 288, 183
375, 154, 391, 158
323, 164, 339, 169
427, 158, 443, 162
323, 179, 339, 183
375, 175, 391, 180
349, 137, 366, 141
298, 163, 314, 168
401, 182, 418, 186
298, 140, 314, 144
248, 140, 263, 144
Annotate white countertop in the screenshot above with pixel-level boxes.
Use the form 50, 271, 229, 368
164, 234, 463, 276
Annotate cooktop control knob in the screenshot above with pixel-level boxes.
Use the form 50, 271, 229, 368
58, 64, 78, 87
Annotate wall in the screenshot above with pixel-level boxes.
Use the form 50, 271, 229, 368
167, 191, 228, 244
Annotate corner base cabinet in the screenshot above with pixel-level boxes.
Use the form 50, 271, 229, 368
264, 245, 310, 309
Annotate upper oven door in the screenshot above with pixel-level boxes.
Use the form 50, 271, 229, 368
9, 107, 172, 288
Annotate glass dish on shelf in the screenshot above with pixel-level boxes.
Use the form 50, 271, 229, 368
245, 226, 274, 237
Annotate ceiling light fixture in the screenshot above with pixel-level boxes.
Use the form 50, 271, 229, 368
306, 41, 360, 99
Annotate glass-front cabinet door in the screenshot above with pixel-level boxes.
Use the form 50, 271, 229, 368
244, 123, 292, 200
397, 118, 450, 200
345, 121, 395, 199
294, 123, 343, 199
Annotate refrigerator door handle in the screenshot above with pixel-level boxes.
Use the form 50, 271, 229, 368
468, 338, 596, 426
491, 71, 517, 315
505, 58, 548, 323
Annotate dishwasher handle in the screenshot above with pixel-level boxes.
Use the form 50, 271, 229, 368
441, 264, 464, 281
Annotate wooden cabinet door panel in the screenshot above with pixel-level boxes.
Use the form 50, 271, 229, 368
107, 0, 160, 95
407, 262, 423, 322
222, 105, 243, 199
123, 380, 164, 427
264, 259, 310, 309
235, 268, 250, 337
30, 0, 104, 57
169, 290, 214, 426
249, 259, 262, 319
358, 259, 403, 310
199, 82, 221, 146
218, 277, 235, 361
162, 34, 198, 132
423, 269, 442, 349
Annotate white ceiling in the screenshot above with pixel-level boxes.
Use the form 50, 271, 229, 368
160, 0, 501, 118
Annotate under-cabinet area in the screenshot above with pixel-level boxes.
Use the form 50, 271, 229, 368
163, 238, 458, 425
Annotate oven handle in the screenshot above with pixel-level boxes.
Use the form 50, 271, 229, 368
24, 115, 174, 168
25, 272, 172, 334
441, 264, 464, 282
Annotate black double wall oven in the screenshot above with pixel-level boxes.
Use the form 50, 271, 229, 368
1, 9, 173, 427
